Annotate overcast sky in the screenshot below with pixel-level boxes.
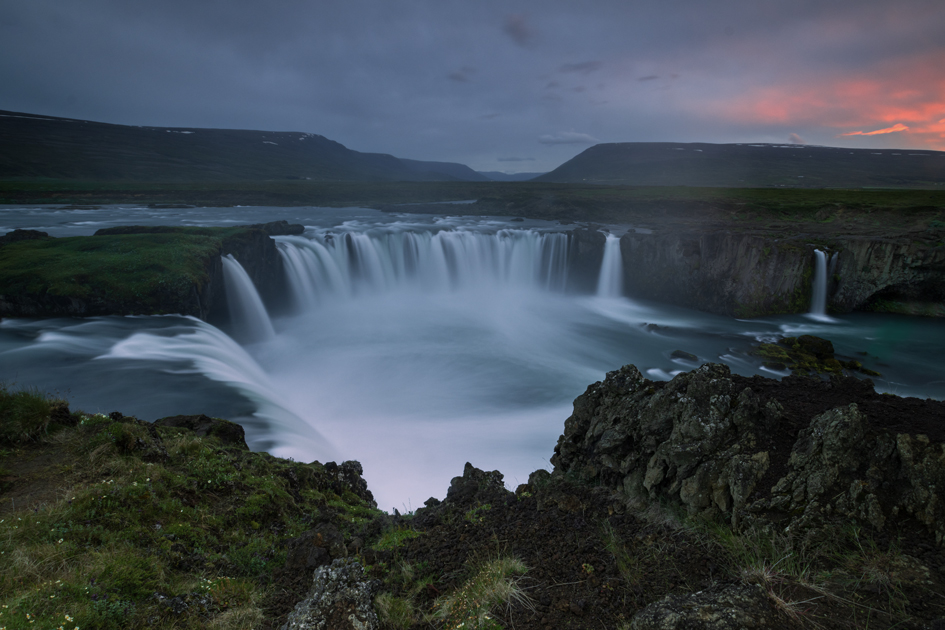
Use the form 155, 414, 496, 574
2, 0, 944, 172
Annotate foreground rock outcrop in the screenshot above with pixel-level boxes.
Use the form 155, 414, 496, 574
551, 363, 945, 546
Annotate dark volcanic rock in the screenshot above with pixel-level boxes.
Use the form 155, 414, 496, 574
244, 220, 305, 236
281, 559, 379, 630
630, 583, 785, 629
323, 461, 377, 509
551, 363, 945, 545
285, 523, 346, 572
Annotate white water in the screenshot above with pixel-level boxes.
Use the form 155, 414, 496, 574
808, 249, 829, 320
222, 254, 275, 342
1, 205, 942, 512
596, 233, 623, 298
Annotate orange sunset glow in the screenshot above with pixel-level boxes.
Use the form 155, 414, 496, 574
703, 51, 945, 150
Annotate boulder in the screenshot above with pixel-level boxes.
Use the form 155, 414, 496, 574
281, 559, 379, 630
630, 583, 785, 629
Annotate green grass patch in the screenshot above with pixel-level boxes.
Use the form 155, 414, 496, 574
0, 389, 385, 629
0, 232, 223, 310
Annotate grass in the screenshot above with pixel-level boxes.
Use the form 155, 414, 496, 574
0, 225, 273, 317
0, 385, 67, 446
0, 233, 221, 307
431, 556, 532, 630
0, 386, 383, 629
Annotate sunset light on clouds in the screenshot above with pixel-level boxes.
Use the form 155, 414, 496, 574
841, 124, 909, 137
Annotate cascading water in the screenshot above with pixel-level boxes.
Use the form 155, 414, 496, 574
275, 228, 572, 303
221, 254, 276, 342
809, 249, 829, 319
596, 233, 623, 298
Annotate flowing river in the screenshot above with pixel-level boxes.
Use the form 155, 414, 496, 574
2, 204, 943, 511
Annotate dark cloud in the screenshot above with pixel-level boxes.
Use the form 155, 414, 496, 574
559, 61, 603, 74
638, 75, 660, 81
503, 14, 534, 47
449, 67, 477, 82
498, 157, 535, 162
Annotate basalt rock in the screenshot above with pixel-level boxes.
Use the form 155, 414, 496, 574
629, 583, 785, 629
285, 523, 347, 572
617, 230, 945, 317
323, 461, 377, 509
551, 363, 945, 545
281, 558, 379, 630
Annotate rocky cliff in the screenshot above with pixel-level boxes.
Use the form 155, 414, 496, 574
617, 228, 945, 316
551, 363, 945, 546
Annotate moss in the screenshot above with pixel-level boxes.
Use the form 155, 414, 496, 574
750, 336, 881, 377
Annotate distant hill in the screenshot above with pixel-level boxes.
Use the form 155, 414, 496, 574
536, 142, 945, 188
477, 171, 546, 181
400, 159, 490, 181
0, 110, 483, 183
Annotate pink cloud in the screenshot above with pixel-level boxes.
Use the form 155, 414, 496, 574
839, 123, 909, 136
698, 51, 945, 150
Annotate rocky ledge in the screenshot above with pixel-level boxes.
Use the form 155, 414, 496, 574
552, 363, 945, 546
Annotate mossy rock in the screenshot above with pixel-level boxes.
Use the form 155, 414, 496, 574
751, 335, 881, 378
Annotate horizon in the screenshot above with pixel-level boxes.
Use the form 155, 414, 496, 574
2, 1, 944, 172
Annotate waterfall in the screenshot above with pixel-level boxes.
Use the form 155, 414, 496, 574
809, 249, 828, 317
596, 233, 623, 298
275, 229, 572, 304
221, 254, 275, 342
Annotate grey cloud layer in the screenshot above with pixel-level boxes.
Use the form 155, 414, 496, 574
1, 0, 943, 171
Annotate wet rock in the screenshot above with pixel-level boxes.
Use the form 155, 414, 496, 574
154, 414, 248, 450
630, 583, 784, 629
670, 350, 698, 362
281, 558, 379, 630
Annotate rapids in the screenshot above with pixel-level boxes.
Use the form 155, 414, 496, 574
1, 204, 943, 511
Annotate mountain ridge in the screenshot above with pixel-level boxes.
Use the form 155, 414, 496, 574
536, 141, 945, 188
0, 110, 484, 183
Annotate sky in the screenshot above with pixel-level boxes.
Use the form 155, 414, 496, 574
2, 0, 944, 172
